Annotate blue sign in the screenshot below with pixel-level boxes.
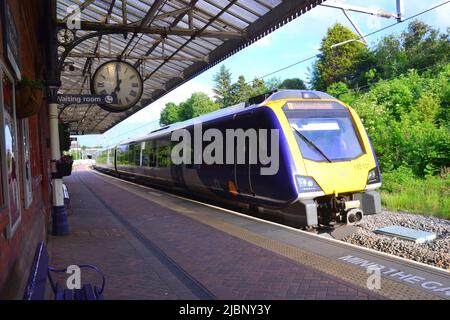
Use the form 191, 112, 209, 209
57, 94, 118, 105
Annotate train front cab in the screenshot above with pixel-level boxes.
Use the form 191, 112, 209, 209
266, 92, 382, 227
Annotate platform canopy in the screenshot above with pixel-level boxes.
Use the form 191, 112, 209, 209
56, 0, 324, 134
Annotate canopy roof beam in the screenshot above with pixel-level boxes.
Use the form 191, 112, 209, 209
67, 53, 207, 62
55, 21, 247, 39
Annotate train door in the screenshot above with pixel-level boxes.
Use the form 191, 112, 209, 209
234, 115, 254, 198
235, 139, 254, 197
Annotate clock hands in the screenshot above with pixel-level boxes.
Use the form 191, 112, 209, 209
93, 61, 143, 111
112, 63, 122, 96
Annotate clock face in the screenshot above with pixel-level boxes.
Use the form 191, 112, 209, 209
91, 60, 143, 113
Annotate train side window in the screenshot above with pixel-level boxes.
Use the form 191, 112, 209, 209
116, 148, 121, 165
141, 142, 149, 167
117, 145, 128, 165
148, 144, 156, 167
157, 145, 167, 167
156, 136, 171, 168
134, 143, 141, 166
127, 144, 134, 166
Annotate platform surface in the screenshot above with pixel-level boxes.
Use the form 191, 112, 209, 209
48, 166, 450, 300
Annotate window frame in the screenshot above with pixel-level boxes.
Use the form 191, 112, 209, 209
0, 61, 22, 239
285, 107, 366, 163
20, 118, 33, 209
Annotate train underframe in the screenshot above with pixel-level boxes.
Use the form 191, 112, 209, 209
286, 192, 382, 228
93, 166, 381, 229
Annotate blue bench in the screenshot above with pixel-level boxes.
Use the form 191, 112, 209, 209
23, 241, 105, 300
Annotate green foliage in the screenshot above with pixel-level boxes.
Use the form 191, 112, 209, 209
251, 77, 268, 96
229, 75, 252, 105
311, 23, 369, 90
213, 65, 232, 108
213, 67, 308, 106
181, 92, 220, 119
349, 65, 450, 178
265, 77, 282, 91
58, 123, 71, 154
326, 82, 349, 98
381, 168, 449, 218
17, 76, 44, 90
159, 92, 219, 126
159, 102, 183, 126
373, 20, 449, 81
279, 78, 307, 90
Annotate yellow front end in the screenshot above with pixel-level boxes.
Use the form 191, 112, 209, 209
266, 97, 381, 225
301, 105, 376, 195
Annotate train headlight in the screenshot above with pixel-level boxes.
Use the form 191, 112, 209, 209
367, 167, 381, 184
295, 175, 323, 193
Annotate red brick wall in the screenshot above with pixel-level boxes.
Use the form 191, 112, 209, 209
0, 0, 51, 298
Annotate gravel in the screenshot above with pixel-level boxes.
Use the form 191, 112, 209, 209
342, 210, 450, 270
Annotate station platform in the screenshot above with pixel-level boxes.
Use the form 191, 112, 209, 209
48, 165, 450, 300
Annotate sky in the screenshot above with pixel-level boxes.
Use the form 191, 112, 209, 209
76, 0, 450, 148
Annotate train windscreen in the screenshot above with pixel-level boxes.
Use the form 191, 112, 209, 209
284, 102, 364, 162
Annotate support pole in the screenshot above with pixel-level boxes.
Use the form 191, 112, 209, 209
46, 0, 69, 236
396, 0, 404, 22
49, 89, 69, 236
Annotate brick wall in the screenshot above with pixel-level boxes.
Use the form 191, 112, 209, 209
0, 0, 51, 299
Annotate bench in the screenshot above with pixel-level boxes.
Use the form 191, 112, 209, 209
23, 241, 105, 300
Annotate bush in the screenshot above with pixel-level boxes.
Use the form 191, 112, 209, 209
381, 166, 415, 193
381, 173, 450, 218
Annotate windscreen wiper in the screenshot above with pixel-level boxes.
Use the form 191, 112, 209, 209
291, 126, 332, 163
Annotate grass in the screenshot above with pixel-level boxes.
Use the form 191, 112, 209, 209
381, 172, 450, 219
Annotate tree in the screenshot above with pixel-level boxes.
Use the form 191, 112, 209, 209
213, 65, 232, 108
229, 75, 252, 104
251, 77, 268, 96
373, 20, 449, 80
402, 20, 449, 71
182, 92, 220, 119
159, 102, 182, 126
373, 35, 407, 80
265, 77, 281, 91
311, 23, 369, 90
279, 78, 307, 90
160, 92, 219, 126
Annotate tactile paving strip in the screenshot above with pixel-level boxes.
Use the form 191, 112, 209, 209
94, 172, 441, 300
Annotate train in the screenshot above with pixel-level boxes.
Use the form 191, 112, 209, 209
94, 90, 382, 228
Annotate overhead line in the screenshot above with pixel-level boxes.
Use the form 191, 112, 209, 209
246, 0, 450, 84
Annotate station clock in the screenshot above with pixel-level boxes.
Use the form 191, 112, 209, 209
91, 60, 144, 113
